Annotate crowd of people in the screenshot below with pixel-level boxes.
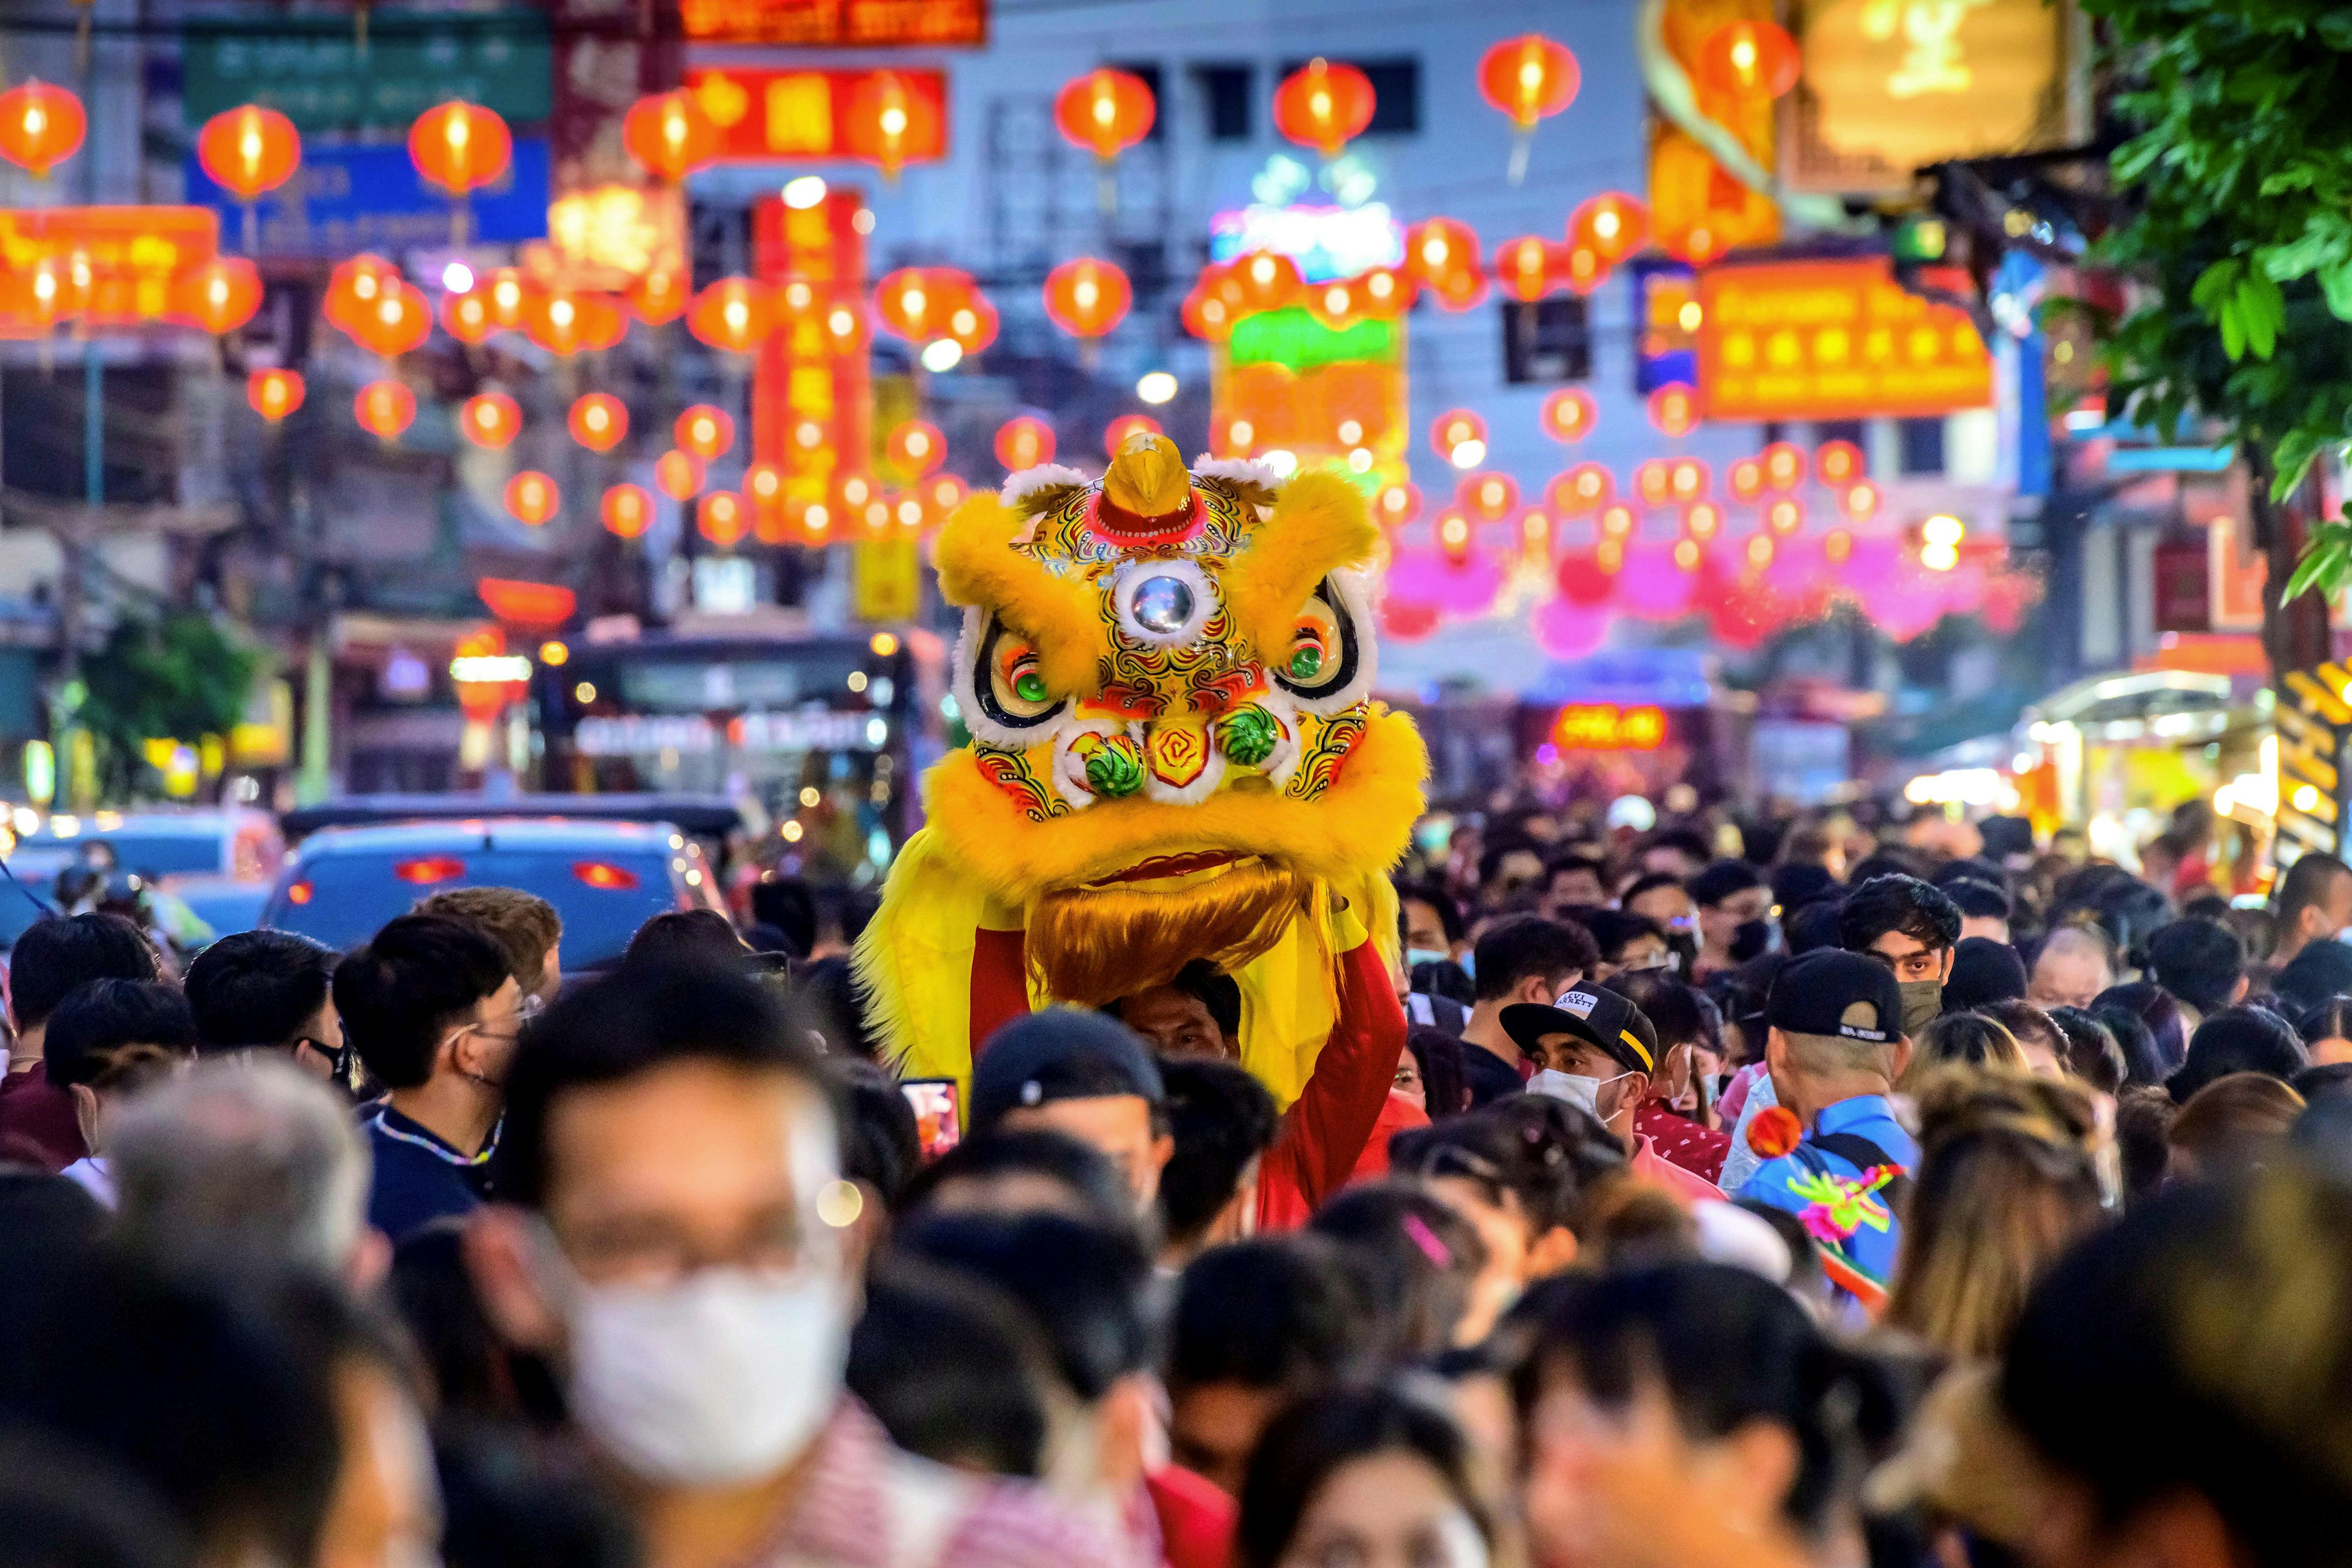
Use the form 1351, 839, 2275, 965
0, 799, 2350, 1568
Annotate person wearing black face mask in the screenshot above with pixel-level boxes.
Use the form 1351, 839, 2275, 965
1839, 874, 1962, 1038
1686, 861, 1772, 981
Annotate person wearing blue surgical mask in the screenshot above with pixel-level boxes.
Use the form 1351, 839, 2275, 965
1399, 880, 1469, 974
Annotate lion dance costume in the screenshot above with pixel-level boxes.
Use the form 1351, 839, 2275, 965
858, 434, 1427, 1214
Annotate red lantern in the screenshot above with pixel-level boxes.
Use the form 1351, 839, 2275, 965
1358, 266, 1414, 317
247, 368, 304, 422
480, 267, 537, 328
1273, 58, 1374, 159
409, 102, 513, 196
1232, 251, 1304, 315
1762, 440, 1806, 490
1839, 480, 1882, 521
1478, 36, 1580, 129
627, 268, 688, 326
324, 254, 401, 334
1728, 456, 1766, 501
623, 90, 718, 181
0, 81, 85, 178
459, 392, 522, 450
1744, 533, 1777, 573
698, 491, 749, 547
1648, 382, 1700, 437
944, 293, 1000, 356
886, 420, 946, 478
1816, 440, 1865, 484
927, 474, 970, 516
843, 72, 941, 179
875, 267, 968, 342
1431, 409, 1487, 466
569, 394, 628, 453
674, 405, 736, 461
1548, 462, 1612, 515
1105, 414, 1161, 457
687, 278, 774, 353
1055, 69, 1155, 160
1043, 257, 1132, 339
1683, 500, 1724, 541
1541, 388, 1597, 442
1461, 472, 1518, 522
603, 483, 653, 539
1698, 20, 1802, 100
352, 281, 432, 357
1669, 458, 1710, 502
1495, 236, 1563, 303
1436, 508, 1475, 566
1599, 503, 1637, 541
354, 379, 417, 441
441, 288, 496, 344
1766, 496, 1804, 535
997, 415, 1055, 470
1825, 527, 1854, 564
1570, 192, 1649, 265
526, 290, 626, 356
505, 471, 560, 526
1564, 246, 1607, 295
1376, 483, 1423, 529
654, 450, 704, 502
1662, 221, 1727, 266
197, 105, 300, 200
1635, 459, 1673, 506
177, 258, 262, 334
1405, 219, 1480, 287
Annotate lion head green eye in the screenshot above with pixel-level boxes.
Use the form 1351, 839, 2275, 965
1288, 646, 1323, 680
1014, 671, 1049, 704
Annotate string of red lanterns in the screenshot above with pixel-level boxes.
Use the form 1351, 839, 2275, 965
1476, 35, 1578, 184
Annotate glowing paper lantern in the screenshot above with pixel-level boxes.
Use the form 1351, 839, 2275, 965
1761, 441, 1806, 491
1698, 20, 1802, 100
569, 394, 628, 453
1635, 460, 1673, 506
1839, 480, 1882, 521
1043, 257, 1132, 339
1683, 500, 1724, 541
602, 483, 653, 538
927, 473, 970, 516
1479, 35, 1580, 129
687, 279, 773, 353
1054, 69, 1155, 160
354, 379, 417, 440
1431, 409, 1487, 467
350, 282, 432, 357
323, 254, 401, 334
1540, 388, 1597, 443
875, 267, 967, 342
1405, 218, 1480, 287
1548, 463, 1612, 514
1273, 58, 1375, 159
1728, 457, 1766, 501
1376, 483, 1423, 528
526, 290, 627, 356
842, 72, 939, 179
1570, 192, 1649, 265
1104, 414, 1161, 456
674, 404, 735, 460
177, 257, 262, 334
1817, 439, 1865, 484
1564, 246, 1607, 295
0, 81, 85, 177
886, 420, 946, 477
1233, 251, 1305, 314
945, 295, 999, 355
1668, 458, 1710, 502
1461, 472, 1518, 522
409, 102, 513, 196
1766, 496, 1804, 535
504, 471, 559, 526
459, 391, 522, 450
197, 105, 300, 200
480, 267, 536, 328
654, 450, 704, 502
247, 368, 304, 423
1648, 382, 1700, 437
698, 491, 749, 547
1495, 236, 1563, 303
441, 288, 496, 344
996, 415, 1055, 470
623, 90, 719, 181
628, 268, 688, 326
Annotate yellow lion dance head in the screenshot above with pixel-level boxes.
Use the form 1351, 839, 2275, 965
858, 432, 1427, 1098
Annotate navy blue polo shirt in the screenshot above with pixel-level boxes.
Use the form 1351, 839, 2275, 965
363, 1105, 497, 1244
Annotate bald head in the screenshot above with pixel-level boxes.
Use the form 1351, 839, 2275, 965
2028, 925, 2116, 1012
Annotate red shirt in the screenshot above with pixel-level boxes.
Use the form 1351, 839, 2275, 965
1254, 936, 1408, 1232
1634, 1104, 1731, 1185
1349, 1090, 1431, 1184
1144, 1465, 1235, 1568
0, 1067, 85, 1171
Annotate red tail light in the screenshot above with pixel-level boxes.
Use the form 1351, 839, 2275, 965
393, 856, 467, 885
573, 860, 641, 891
286, 880, 314, 905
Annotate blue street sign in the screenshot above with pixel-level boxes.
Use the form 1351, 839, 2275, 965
184, 137, 549, 256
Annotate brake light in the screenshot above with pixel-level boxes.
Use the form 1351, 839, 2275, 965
393, 856, 467, 885
573, 861, 641, 891
287, 880, 314, 905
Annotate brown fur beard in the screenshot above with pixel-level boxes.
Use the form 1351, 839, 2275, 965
1025, 859, 1312, 1008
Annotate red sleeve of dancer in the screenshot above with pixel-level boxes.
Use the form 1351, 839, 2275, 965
969, 926, 1031, 1054
1256, 935, 1408, 1231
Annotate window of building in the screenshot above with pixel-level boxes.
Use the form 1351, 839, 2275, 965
1501, 298, 1591, 385
1194, 64, 1253, 141
1898, 416, 1947, 475
1109, 61, 1167, 141
1278, 57, 1419, 134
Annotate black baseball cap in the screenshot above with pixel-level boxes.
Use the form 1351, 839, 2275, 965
1501, 985, 1659, 1075
970, 1008, 1166, 1129
1766, 949, 1904, 1044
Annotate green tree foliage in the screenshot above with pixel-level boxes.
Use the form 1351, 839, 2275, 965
78, 611, 258, 797
2092, 0, 2352, 536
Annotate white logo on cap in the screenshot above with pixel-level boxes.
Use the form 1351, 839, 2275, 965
1556, 990, 1602, 1016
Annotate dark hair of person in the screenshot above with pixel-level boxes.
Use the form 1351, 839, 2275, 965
1544, 853, 1611, 893
1393, 879, 1466, 948
2297, 997, 2352, 1051
43, 981, 197, 1090
10, 1256, 348, 1568
2168, 1072, 2307, 1178
1156, 1055, 1279, 1248
1477, 1093, 1629, 1232
2092, 981, 2188, 1080
2113, 1087, 2178, 1211
2146, 917, 2248, 1016
1469, 915, 1599, 1004
829, 1058, 922, 1208
1515, 1262, 1899, 1538
1785, 897, 1848, 954
894, 1125, 1135, 1226
331, 914, 511, 1093
1408, 958, 1476, 1008
1906, 1012, 2026, 1081
1838, 874, 1962, 956
1686, 859, 1768, 910
434, 1425, 639, 1568
891, 1209, 1153, 1401
387, 1218, 562, 1430
6, 913, 159, 1032
2293, 1061, 2352, 1105
1618, 870, 1688, 911
1404, 1024, 1469, 1120
1235, 1382, 1494, 1568
1308, 1181, 1488, 1359
1584, 908, 1668, 968
1942, 878, 2012, 924
2046, 1006, 2129, 1095
2275, 851, 2351, 934
796, 954, 880, 1063
2000, 1163, 2352, 1568
0, 1432, 192, 1568
1645, 827, 1713, 867
1977, 998, 2065, 1069
1166, 1235, 1371, 1393
1600, 970, 1701, 1050
748, 876, 821, 958
1846, 848, 1927, 886
622, 908, 746, 968
502, 959, 822, 1208
2167, 1005, 2307, 1104
846, 1259, 1056, 1477
183, 930, 337, 1056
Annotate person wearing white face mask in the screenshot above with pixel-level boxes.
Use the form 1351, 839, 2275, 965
467, 959, 1142, 1568
1502, 983, 1724, 1204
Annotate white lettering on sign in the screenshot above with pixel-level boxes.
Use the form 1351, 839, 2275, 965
573, 706, 880, 758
